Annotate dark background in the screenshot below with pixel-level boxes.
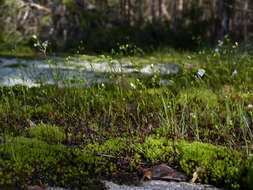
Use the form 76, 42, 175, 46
0, 0, 251, 54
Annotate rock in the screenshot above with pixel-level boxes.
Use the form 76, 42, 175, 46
140, 63, 181, 75
103, 180, 228, 190
27, 185, 69, 190
27, 185, 45, 190
46, 187, 69, 190
0, 58, 181, 87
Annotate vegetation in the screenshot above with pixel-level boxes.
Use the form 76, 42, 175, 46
0, 37, 252, 189
0, 1, 252, 189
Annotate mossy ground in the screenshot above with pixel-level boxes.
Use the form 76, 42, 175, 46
0, 48, 253, 189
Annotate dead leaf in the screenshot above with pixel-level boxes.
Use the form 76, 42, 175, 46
190, 167, 205, 184
26, 119, 36, 129
142, 164, 187, 182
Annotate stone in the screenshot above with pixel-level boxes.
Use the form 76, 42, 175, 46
104, 180, 228, 190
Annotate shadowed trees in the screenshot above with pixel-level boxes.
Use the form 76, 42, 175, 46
0, 0, 252, 52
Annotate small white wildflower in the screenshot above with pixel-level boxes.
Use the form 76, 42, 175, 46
218, 40, 223, 47
42, 40, 48, 48
32, 34, 37, 39
247, 104, 253, 109
214, 48, 219, 52
232, 42, 239, 49
197, 68, 205, 77
130, 82, 136, 89
232, 70, 237, 76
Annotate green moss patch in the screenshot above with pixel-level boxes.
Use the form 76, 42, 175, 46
177, 88, 218, 108
0, 136, 114, 189
177, 141, 244, 189
26, 123, 66, 144
135, 136, 252, 189
0, 135, 252, 189
135, 136, 174, 164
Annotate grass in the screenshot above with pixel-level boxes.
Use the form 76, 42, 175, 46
0, 44, 252, 189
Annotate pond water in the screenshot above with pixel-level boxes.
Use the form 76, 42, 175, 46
0, 57, 180, 87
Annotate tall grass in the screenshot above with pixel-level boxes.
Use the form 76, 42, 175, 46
0, 38, 252, 151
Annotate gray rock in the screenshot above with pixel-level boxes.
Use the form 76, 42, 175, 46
0, 58, 181, 87
46, 187, 69, 190
140, 63, 180, 75
103, 180, 227, 190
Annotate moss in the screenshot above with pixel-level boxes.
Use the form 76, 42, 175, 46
83, 137, 138, 170
1, 136, 66, 164
245, 155, 253, 189
134, 136, 249, 189
135, 136, 174, 164
177, 141, 245, 189
177, 88, 218, 108
85, 137, 132, 154
0, 135, 252, 189
0, 159, 33, 189
26, 123, 66, 144
0, 136, 109, 189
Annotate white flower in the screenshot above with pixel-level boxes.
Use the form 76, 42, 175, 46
247, 104, 253, 109
130, 82, 136, 89
42, 40, 48, 48
214, 48, 219, 52
32, 34, 37, 39
218, 40, 223, 47
197, 68, 205, 77
232, 70, 237, 76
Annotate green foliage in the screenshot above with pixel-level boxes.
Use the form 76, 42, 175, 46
135, 136, 174, 164
178, 141, 245, 189
1, 136, 65, 164
26, 123, 66, 144
0, 136, 112, 189
0, 159, 33, 189
81, 137, 135, 172
245, 155, 253, 189
135, 136, 251, 189
85, 137, 132, 154
0, 134, 252, 189
177, 88, 218, 108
